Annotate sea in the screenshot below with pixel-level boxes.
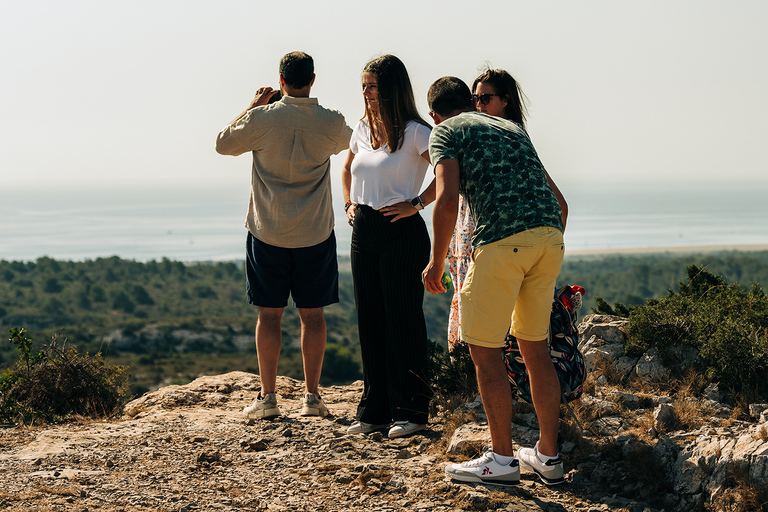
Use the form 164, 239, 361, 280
1, 180, 766, 263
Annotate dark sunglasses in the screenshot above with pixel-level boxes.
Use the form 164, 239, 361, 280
472, 93, 500, 105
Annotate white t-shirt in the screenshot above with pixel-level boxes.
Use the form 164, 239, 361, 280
349, 119, 431, 209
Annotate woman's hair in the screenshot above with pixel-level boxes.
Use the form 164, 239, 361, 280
363, 55, 429, 152
472, 68, 528, 128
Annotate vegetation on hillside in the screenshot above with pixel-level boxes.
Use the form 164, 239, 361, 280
558, 250, 768, 312
0, 256, 451, 396
0, 328, 129, 424
615, 265, 768, 400
1, 251, 767, 400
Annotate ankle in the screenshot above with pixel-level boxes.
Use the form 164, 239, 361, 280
535, 441, 559, 460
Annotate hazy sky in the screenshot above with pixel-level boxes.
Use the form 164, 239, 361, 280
2, 0, 767, 196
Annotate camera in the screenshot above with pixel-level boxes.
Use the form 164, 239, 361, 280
268, 90, 282, 104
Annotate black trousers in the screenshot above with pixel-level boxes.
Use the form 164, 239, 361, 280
351, 205, 431, 424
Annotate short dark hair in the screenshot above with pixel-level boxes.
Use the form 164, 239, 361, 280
279, 52, 314, 89
428, 77, 473, 116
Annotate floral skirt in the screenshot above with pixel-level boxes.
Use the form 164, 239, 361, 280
447, 196, 474, 350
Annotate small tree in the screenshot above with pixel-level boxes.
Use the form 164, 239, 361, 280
0, 328, 130, 424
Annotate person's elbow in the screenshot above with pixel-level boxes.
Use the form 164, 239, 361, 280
435, 195, 459, 220
215, 131, 241, 156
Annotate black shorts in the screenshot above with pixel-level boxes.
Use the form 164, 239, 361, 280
245, 232, 339, 308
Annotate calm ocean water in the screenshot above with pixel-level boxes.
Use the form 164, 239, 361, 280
1, 181, 766, 262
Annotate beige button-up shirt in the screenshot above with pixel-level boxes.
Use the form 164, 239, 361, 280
216, 96, 352, 248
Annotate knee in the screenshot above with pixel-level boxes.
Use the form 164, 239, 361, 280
258, 307, 283, 327
299, 308, 326, 331
468, 344, 504, 368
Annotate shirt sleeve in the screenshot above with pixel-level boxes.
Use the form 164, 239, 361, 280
349, 121, 365, 155
412, 122, 432, 155
334, 119, 354, 155
215, 109, 266, 156
428, 124, 458, 165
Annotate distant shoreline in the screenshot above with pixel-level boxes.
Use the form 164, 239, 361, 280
335, 244, 768, 271
564, 244, 768, 258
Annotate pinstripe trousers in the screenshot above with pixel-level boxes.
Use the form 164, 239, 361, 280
351, 205, 431, 424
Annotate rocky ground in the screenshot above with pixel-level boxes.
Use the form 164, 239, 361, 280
1, 371, 641, 512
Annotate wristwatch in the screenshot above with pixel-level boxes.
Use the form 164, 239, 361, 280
411, 196, 425, 211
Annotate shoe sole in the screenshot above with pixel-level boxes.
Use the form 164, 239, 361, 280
388, 425, 426, 438
445, 469, 519, 487
347, 424, 389, 434
244, 407, 281, 420
518, 460, 565, 486
300, 407, 329, 417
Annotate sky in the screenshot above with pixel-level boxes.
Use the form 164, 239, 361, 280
2, 0, 767, 200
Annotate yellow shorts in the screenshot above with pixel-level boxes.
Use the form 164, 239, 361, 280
460, 226, 564, 348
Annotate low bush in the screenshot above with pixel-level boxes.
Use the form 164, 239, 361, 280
427, 340, 478, 417
0, 328, 130, 425
624, 265, 768, 399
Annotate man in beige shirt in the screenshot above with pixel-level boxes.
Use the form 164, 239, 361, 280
216, 52, 352, 420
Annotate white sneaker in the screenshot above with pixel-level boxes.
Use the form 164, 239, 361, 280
346, 420, 389, 434
517, 442, 565, 486
445, 450, 520, 486
243, 392, 281, 420
300, 392, 329, 417
387, 421, 426, 438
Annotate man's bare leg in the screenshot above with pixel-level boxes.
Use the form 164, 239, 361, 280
255, 307, 283, 394
468, 344, 514, 456
298, 307, 326, 395
517, 338, 560, 457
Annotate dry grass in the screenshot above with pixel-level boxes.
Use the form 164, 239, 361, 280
432, 408, 476, 454
619, 409, 656, 441
669, 397, 709, 432
584, 352, 623, 392
757, 425, 768, 442
709, 463, 768, 512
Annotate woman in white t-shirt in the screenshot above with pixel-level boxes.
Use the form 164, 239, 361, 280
341, 54, 435, 439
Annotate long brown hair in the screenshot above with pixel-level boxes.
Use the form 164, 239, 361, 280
472, 68, 529, 129
363, 55, 429, 152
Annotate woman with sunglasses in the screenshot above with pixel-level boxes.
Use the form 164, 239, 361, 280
446, 69, 567, 350
341, 55, 435, 438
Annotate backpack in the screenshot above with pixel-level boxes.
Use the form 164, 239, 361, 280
503, 284, 586, 404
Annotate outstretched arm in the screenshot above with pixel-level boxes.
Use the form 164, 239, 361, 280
422, 158, 460, 294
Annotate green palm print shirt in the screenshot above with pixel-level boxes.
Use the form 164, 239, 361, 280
429, 111, 563, 248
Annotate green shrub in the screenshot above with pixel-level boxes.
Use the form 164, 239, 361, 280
0, 328, 130, 425
625, 265, 768, 398
428, 340, 478, 416
592, 296, 632, 317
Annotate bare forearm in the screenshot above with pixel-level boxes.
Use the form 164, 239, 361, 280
431, 194, 458, 264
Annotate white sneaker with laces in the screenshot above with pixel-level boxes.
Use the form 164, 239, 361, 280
517, 442, 565, 486
388, 421, 426, 438
346, 420, 390, 434
445, 450, 520, 486
243, 392, 281, 420
300, 392, 329, 417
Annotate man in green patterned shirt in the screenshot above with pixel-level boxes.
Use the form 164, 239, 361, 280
423, 76, 569, 487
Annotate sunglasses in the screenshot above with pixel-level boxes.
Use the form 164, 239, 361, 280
472, 93, 500, 105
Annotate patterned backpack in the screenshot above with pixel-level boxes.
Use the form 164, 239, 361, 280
503, 285, 586, 404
